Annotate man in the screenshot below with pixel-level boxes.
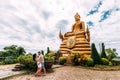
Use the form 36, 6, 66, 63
38, 51, 46, 76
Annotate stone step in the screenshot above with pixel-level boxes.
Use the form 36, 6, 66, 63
59, 48, 70, 51
76, 35, 85, 38
75, 44, 90, 47
72, 51, 91, 55
72, 48, 91, 51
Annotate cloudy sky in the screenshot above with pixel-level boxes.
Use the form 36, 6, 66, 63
0, 0, 120, 54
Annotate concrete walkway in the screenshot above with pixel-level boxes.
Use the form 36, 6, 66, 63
0, 64, 24, 79
10, 66, 120, 80
0, 64, 62, 79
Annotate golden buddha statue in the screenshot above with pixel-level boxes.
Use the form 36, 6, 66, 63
72, 13, 85, 33
59, 13, 91, 57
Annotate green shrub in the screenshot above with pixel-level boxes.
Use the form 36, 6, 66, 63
59, 56, 66, 65
48, 52, 55, 57
44, 52, 55, 62
111, 58, 120, 65
91, 43, 102, 65
83, 57, 94, 67
44, 56, 55, 61
71, 53, 81, 65
101, 43, 107, 59
2, 59, 18, 64
101, 58, 109, 65
47, 47, 50, 54
106, 48, 118, 61
17, 55, 37, 71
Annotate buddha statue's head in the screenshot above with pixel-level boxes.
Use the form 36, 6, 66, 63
74, 13, 80, 21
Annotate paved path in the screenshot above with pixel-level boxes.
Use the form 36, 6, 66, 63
10, 66, 120, 80
0, 64, 24, 79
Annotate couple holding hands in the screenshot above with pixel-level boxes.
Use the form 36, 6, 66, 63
34, 51, 46, 76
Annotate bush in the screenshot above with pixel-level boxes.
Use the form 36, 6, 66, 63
101, 43, 107, 59
17, 55, 37, 71
47, 47, 50, 54
83, 57, 94, 67
111, 58, 120, 65
54, 51, 62, 64
71, 53, 81, 65
44, 56, 55, 61
106, 48, 118, 61
59, 57, 66, 65
91, 43, 102, 65
101, 58, 109, 65
48, 52, 55, 57
44, 52, 55, 62
2, 59, 18, 64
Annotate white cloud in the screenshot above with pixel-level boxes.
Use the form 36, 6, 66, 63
0, 0, 120, 54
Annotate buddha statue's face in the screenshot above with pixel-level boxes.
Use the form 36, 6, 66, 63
74, 13, 80, 21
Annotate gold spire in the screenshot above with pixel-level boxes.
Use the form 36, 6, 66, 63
86, 25, 89, 33
59, 30, 64, 41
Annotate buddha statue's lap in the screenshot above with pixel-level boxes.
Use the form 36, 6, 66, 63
64, 22, 85, 36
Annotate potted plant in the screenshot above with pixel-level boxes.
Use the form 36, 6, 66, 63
44, 52, 55, 69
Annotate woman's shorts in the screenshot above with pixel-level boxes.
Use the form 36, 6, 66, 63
37, 62, 41, 68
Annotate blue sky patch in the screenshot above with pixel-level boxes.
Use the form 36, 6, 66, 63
87, 1, 102, 16
99, 10, 112, 22
87, 21, 94, 27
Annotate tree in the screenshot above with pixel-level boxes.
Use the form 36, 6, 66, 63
3, 45, 26, 57
17, 47, 26, 56
91, 43, 102, 65
0, 51, 7, 57
41, 50, 44, 55
47, 47, 50, 54
3, 45, 18, 57
101, 43, 107, 59
106, 48, 118, 61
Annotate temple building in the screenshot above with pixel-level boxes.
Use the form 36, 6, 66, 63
59, 13, 91, 57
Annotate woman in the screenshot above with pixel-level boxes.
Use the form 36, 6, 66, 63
34, 53, 42, 76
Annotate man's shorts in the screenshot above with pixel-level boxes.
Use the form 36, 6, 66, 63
41, 62, 45, 68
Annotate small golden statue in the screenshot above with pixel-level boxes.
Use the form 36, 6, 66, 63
59, 13, 91, 57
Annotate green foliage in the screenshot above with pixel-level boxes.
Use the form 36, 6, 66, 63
54, 51, 62, 64
111, 58, 120, 65
0, 45, 26, 57
71, 53, 81, 65
41, 50, 44, 55
54, 51, 61, 59
59, 56, 66, 65
101, 58, 109, 65
17, 47, 26, 56
2, 59, 18, 64
83, 57, 94, 67
44, 52, 55, 61
106, 48, 118, 61
91, 43, 102, 65
18, 55, 37, 71
101, 43, 107, 59
44, 56, 55, 61
47, 47, 50, 54
0, 51, 8, 57
48, 52, 55, 57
